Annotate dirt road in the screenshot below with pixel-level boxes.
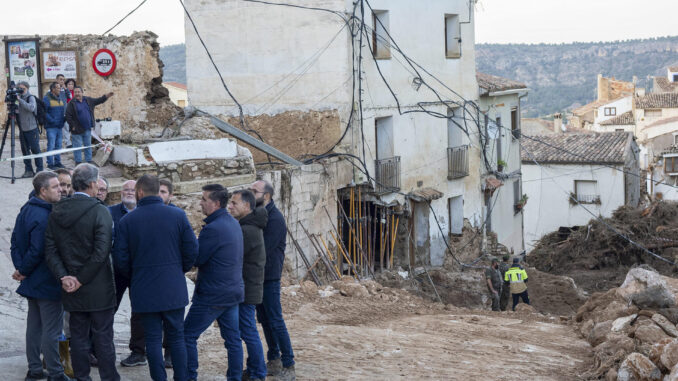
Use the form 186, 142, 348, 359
193, 283, 593, 381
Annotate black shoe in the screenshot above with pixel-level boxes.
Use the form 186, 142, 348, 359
267, 358, 282, 376
89, 353, 98, 367
164, 350, 173, 369
66, 145, 72, 149
47, 165, 57, 170
25, 369, 48, 381
47, 374, 74, 381
86, 161, 96, 166
120, 352, 147, 367
54, 163, 65, 169
21, 171, 35, 179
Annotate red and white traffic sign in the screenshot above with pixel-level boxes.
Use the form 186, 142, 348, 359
92, 49, 116, 76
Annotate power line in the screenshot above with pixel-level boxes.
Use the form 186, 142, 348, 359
102, 0, 148, 35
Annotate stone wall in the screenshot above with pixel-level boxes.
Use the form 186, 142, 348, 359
260, 159, 352, 279
0, 32, 178, 143
179, 111, 342, 164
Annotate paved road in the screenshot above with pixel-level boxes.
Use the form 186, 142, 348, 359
0, 140, 205, 380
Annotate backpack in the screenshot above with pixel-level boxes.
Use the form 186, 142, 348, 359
30, 95, 47, 128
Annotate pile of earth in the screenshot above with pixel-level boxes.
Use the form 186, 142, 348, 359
576, 266, 678, 380
375, 265, 588, 316
529, 202, 678, 293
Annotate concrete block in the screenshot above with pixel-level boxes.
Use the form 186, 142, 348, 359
148, 139, 238, 164
110, 145, 137, 166
95, 120, 122, 139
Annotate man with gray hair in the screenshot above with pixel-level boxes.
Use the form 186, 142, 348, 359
45, 163, 119, 381
16, 81, 43, 178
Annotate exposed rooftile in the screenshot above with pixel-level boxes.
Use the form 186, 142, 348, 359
476, 72, 527, 95
521, 132, 631, 165
635, 93, 678, 109
600, 111, 635, 126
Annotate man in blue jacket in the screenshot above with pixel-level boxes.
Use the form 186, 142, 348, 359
113, 175, 198, 381
250, 180, 295, 380
184, 184, 244, 381
107, 180, 149, 368
43, 82, 66, 169
11, 171, 70, 381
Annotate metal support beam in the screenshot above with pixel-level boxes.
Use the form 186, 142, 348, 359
205, 113, 303, 167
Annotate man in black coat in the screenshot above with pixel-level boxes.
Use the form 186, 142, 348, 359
249, 180, 295, 379
228, 190, 268, 381
44, 163, 120, 381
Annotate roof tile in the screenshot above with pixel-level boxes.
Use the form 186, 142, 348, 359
635, 93, 678, 109
521, 132, 631, 165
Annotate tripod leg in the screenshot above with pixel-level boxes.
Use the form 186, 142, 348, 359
0, 119, 9, 161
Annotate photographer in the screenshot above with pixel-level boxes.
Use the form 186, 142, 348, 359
16, 81, 43, 178
64, 87, 113, 165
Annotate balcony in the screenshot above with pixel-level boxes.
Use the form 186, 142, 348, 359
375, 156, 401, 193
447, 145, 469, 180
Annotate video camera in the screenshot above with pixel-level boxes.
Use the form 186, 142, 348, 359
5, 81, 23, 102
5, 81, 22, 117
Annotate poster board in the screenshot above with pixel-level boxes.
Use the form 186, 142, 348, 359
4, 37, 41, 95
40, 49, 78, 83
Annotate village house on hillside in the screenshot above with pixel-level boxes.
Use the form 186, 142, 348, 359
184, 0, 485, 272
653, 66, 678, 93
476, 72, 528, 253
570, 74, 635, 131
521, 132, 639, 249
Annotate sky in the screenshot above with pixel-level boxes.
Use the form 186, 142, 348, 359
1, 0, 677, 46
475, 0, 678, 44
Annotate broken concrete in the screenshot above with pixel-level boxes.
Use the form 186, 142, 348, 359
0, 32, 180, 142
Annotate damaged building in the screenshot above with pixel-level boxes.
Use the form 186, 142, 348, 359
184, 0, 487, 277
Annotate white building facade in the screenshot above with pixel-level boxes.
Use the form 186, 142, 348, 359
521, 132, 639, 250
476, 72, 528, 254
184, 0, 484, 269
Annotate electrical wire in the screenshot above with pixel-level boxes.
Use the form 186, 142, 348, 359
102, 0, 148, 35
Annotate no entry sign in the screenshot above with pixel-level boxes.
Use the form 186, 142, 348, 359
92, 49, 116, 76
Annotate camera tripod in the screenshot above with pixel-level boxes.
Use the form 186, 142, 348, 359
0, 100, 20, 183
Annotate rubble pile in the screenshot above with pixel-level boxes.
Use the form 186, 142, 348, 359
576, 267, 678, 380
530, 202, 678, 292
372, 265, 587, 315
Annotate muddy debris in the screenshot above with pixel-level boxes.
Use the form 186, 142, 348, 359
576, 267, 678, 379
529, 202, 678, 294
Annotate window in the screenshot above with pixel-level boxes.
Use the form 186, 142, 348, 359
604, 107, 616, 116
511, 107, 520, 139
375, 116, 394, 160
674, 134, 678, 145
445, 14, 461, 58
673, 74, 678, 83
574, 180, 600, 204
496, 116, 502, 164
513, 180, 520, 205
646, 109, 662, 118
372, 10, 390, 59
615, 128, 624, 132
665, 157, 678, 174
448, 196, 463, 235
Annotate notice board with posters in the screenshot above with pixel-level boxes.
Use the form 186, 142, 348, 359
4, 37, 41, 93
40, 49, 79, 83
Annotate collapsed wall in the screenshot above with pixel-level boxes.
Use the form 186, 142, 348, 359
0, 32, 178, 142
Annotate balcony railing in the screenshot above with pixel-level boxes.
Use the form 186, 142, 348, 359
576, 194, 601, 204
447, 145, 469, 180
375, 156, 401, 193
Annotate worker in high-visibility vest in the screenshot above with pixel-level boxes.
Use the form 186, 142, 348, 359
504, 257, 530, 311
